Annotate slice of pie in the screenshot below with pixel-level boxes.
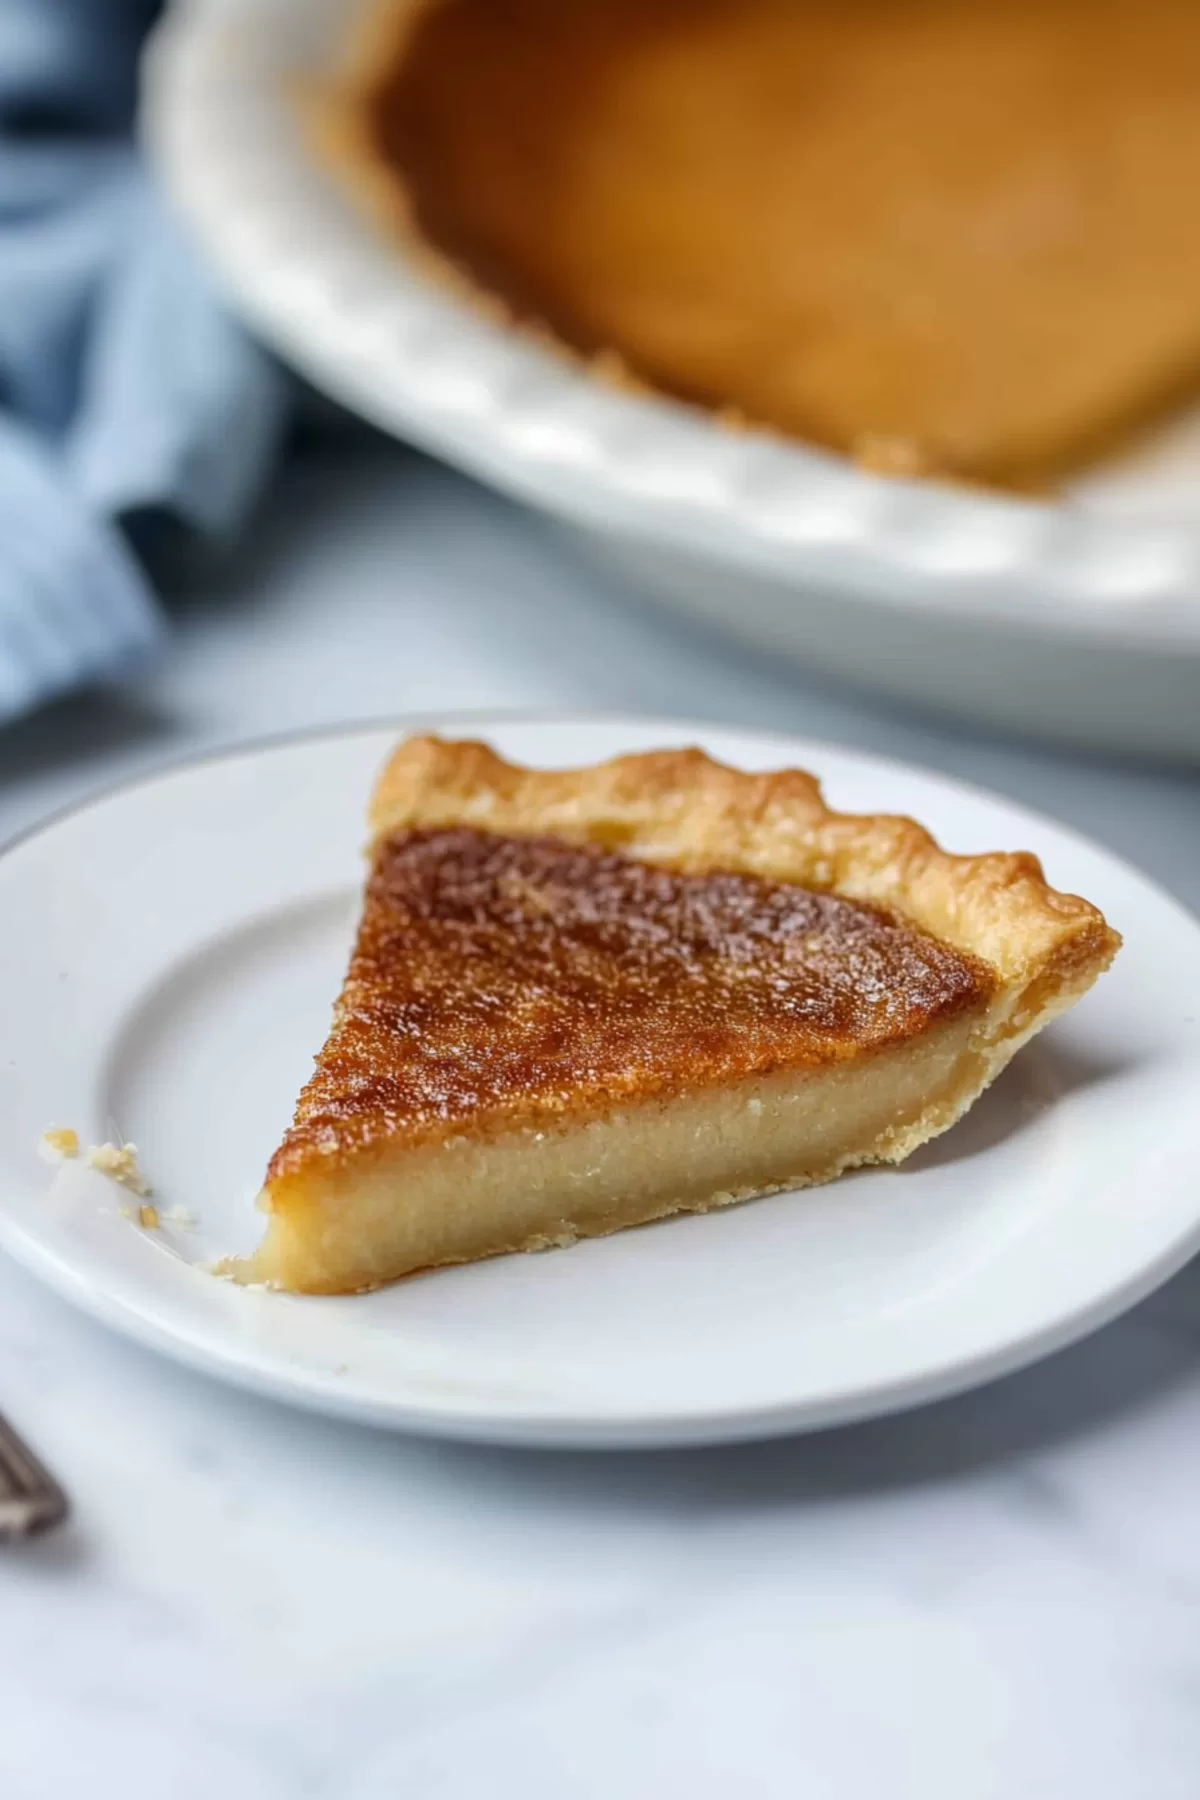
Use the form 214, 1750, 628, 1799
234, 736, 1119, 1294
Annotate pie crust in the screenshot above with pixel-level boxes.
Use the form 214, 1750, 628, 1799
233, 737, 1119, 1293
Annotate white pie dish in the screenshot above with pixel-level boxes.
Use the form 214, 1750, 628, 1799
0, 712, 1197, 1448
143, 0, 1200, 759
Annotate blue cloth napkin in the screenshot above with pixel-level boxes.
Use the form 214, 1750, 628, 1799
0, 0, 288, 721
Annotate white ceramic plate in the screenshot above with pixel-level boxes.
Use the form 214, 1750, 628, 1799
142, 0, 1200, 759
1, 713, 1197, 1448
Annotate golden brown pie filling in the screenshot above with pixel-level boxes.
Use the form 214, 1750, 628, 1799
351, 0, 1200, 486
268, 826, 995, 1182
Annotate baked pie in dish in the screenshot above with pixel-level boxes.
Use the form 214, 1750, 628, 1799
235, 736, 1119, 1293
319, 0, 1200, 487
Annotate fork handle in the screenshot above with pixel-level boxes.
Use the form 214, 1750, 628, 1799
0, 1411, 69, 1540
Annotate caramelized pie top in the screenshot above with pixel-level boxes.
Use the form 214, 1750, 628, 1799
348, 0, 1200, 485
267, 824, 994, 1178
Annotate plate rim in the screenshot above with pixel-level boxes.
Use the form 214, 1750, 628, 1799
141, 0, 1200, 652
2, 708, 1199, 1449
5, 1200, 1198, 1449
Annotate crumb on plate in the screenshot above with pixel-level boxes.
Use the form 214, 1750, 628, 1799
85, 1140, 152, 1198
160, 1205, 197, 1232
39, 1126, 79, 1160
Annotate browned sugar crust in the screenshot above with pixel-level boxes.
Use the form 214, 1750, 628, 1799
267, 826, 995, 1181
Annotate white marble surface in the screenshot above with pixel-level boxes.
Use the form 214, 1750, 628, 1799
3, 442, 1200, 1799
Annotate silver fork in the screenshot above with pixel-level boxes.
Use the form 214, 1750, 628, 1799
0, 1411, 68, 1540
